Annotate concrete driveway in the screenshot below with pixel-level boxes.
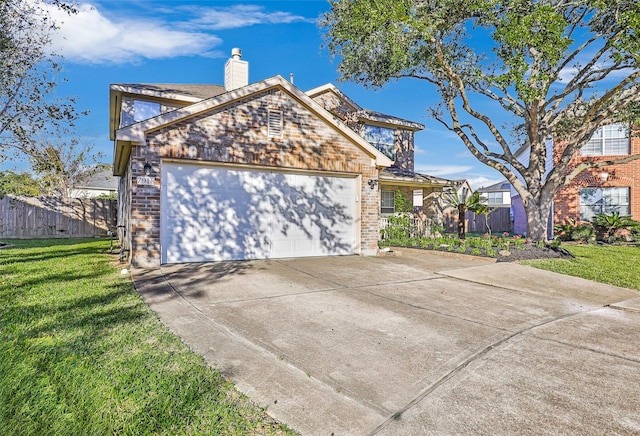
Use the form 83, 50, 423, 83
132, 250, 640, 435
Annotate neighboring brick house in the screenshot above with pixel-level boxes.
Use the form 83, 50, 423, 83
111, 49, 449, 267
554, 123, 639, 225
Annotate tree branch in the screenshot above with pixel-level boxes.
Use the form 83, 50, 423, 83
563, 153, 640, 186
431, 38, 525, 172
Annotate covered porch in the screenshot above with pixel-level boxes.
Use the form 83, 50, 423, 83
378, 167, 453, 239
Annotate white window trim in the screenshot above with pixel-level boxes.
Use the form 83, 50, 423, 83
487, 192, 503, 206
381, 190, 395, 215
364, 125, 396, 161
133, 100, 161, 123
581, 123, 630, 156
579, 187, 630, 221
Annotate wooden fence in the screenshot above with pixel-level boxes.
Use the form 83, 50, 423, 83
443, 207, 512, 234
0, 196, 117, 239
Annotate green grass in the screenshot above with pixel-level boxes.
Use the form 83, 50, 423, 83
523, 244, 640, 290
0, 239, 296, 436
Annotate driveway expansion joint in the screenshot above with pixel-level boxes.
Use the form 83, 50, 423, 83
136, 258, 640, 435
367, 307, 602, 435
156, 265, 391, 418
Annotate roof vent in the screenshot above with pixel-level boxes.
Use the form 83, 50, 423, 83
225, 48, 249, 91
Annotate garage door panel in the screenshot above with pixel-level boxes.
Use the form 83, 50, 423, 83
161, 164, 356, 263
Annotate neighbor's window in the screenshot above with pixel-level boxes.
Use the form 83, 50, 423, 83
364, 125, 396, 161
133, 100, 161, 122
487, 192, 503, 206
381, 190, 395, 214
579, 187, 630, 221
581, 123, 629, 156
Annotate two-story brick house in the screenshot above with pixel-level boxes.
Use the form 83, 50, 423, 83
111, 49, 449, 267
554, 123, 639, 225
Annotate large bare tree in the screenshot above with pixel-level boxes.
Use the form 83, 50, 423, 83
0, 0, 85, 167
321, 0, 640, 241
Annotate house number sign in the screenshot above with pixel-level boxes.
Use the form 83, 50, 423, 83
136, 176, 155, 186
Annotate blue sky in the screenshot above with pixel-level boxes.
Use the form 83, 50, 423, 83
33, 0, 504, 188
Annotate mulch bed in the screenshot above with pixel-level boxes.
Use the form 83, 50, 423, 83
494, 243, 574, 262
390, 242, 575, 262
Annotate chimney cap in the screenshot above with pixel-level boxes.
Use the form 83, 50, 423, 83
231, 48, 242, 59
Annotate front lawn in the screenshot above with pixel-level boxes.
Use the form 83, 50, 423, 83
523, 244, 640, 290
0, 239, 295, 435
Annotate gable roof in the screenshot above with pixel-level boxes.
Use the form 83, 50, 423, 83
306, 83, 363, 112
109, 84, 227, 141
477, 180, 511, 192
77, 166, 119, 190
380, 167, 451, 187
111, 83, 226, 101
306, 83, 424, 131
113, 75, 393, 176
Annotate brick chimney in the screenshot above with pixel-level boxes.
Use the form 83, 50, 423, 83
224, 48, 248, 91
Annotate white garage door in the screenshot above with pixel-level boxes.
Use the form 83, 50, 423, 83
160, 163, 357, 263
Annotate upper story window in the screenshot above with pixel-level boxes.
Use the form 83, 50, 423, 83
133, 100, 161, 122
364, 125, 395, 161
487, 192, 504, 206
581, 123, 629, 156
121, 99, 162, 127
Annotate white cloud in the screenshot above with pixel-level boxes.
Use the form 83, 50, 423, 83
186, 5, 314, 30
46, 3, 221, 64
465, 176, 504, 190
556, 57, 636, 84
415, 165, 473, 176
416, 164, 504, 190
43, 3, 312, 64
454, 151, 472, 158
414, 144, 427, 155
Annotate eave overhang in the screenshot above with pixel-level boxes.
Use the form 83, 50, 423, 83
112, 76, 393, 176
379, 168, 453, 189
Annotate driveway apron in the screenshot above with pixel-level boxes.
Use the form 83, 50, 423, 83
132, 251, 640, 435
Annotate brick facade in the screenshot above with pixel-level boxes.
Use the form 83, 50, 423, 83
125, 87, 380, 267
553, 134, 640, 225
310, 90, 416, 172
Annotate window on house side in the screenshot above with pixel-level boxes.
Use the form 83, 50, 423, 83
581, 123, 629, 156
381, 190, 395, 214
364, 125, 396, 161
268, 110, 283, 139
133, 100, 161, 122
487, 192, 503, 205
412, 189, 423, 212
579, 187, 630, 221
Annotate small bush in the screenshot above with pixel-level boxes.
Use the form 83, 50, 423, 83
572, 223, 595, 243
512, 235, 526, 250
592, 212, 639, 243
554, 218, 578, 241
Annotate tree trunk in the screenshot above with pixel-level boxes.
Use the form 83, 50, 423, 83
524, 196, 553, 242
458, 205, 466, 239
